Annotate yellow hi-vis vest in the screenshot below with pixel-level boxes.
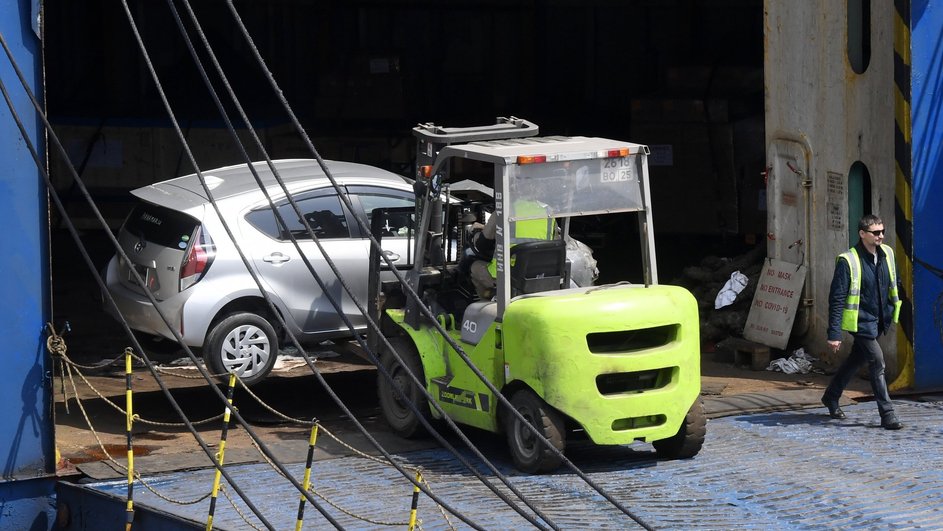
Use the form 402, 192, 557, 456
486, 201, 555, 278
839, 244, 902, 332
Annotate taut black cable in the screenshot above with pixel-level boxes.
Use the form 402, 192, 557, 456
119, 0, 537, 528
224, 1, 655, 527
0, 32, 279, 531
165, 0, 563, 527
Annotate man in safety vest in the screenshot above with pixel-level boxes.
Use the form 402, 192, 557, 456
821, 214, 903, 430
467, 200, 555, 300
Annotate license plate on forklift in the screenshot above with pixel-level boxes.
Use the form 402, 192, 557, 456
600, 157, 634, 182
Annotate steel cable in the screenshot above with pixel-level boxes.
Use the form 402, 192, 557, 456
121, 2, 494, 526
10, 3, 654, 528
223, 1, 655, 527
117, 0, 545, 527
0, 36, 278, 529
162, 0, 568, 527
27, 2, 509, 529
7, 11, 479, 531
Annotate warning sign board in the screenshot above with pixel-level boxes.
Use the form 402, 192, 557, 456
743, 258, 808, 350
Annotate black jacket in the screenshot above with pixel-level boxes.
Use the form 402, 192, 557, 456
827, 241, 897, 340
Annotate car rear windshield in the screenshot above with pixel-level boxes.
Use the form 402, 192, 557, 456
123, 202, 200, 248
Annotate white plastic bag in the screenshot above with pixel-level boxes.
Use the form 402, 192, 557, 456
714, 271, 749, 309
566, 236, 599, 287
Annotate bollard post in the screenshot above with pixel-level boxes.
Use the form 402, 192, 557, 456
125, 348, 135, 531
206, 374, 237, 531
294, 421, 319, 531
408, 470, 422, 531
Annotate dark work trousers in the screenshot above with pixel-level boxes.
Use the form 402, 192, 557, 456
823, 336, 897, 420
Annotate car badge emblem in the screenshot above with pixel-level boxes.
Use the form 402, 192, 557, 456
134, 239, 146, 253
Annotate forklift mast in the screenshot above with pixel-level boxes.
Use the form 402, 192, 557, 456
402, 118, 539, 328
408, 117, 538, 268
412, 116, 539, 171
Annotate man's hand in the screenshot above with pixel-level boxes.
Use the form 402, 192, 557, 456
827, 340, 841, 353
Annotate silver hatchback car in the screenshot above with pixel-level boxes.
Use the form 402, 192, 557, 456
104, 159, 417, 384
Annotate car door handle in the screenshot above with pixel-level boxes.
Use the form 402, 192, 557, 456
382, 250, 400, 262
263, 252, 291, 264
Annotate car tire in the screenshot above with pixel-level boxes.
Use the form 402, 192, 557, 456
205, 312, 278, 386
504, 389, 566, 473
378, 337, 432, 438
653, 397, 706, 459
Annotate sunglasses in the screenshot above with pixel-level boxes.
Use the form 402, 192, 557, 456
863, 229, 885, 236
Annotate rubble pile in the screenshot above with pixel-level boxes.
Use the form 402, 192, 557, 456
671, 243, 767, 343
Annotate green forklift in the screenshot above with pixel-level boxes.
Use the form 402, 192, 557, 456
367, 117, 704, 472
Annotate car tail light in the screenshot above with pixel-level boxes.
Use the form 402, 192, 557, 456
179, 225, 215, 291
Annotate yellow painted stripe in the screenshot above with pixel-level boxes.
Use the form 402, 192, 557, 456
890, 237, 914, 391
889, 4, 914, 392
891, 333, 915, 391
895, 162, 913, 220
895, 241, 914, 299
894, 86, 912, 144
893, 9, 911, 64
126, 391, 133, 431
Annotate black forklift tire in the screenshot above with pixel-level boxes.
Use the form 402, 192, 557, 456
378, 337, 433, 438
653, 397, 706, 459
504, 389, 566, 473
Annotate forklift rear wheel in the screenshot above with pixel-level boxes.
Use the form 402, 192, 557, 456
378, 337, 432, 438
504, 389, 565, 473
653, 397, 706, 459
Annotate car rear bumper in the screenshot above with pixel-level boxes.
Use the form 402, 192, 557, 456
103, 256, 188, 343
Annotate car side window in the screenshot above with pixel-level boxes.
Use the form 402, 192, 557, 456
348, 185, 414, 238
246, 193, 350, 240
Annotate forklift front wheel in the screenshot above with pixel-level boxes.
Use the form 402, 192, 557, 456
504, 389, 566, 473
378, 337, 432, 438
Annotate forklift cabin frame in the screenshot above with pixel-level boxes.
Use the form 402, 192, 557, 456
412, 135, 657, 322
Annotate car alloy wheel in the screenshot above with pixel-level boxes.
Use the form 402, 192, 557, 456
206, 312, 278, 386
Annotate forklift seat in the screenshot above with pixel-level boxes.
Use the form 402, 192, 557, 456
510, 239, 567, 297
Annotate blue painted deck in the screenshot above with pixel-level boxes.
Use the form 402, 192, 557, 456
76, 398, 943, 530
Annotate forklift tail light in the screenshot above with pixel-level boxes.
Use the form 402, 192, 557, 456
419, 165, 433, 179
516, 155, 546, 165
603, 148, 630, 158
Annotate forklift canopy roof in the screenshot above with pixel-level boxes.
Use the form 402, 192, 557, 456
435, 136, 651, 220
436, 136, 649, 167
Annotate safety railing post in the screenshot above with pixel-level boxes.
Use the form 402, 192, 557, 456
125, 347, 135, 531
408, 470, 423, 531
294, 421, 319, 531
206, 373, 237, 531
